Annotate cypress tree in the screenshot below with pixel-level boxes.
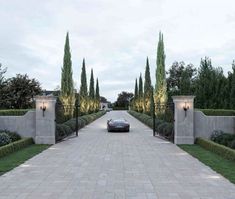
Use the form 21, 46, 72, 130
89, 69, 95, 99
144, 57, 152, 114
95, 78, 100, 100
155, 32, 167, 109
61, 32, 73, 97
79, 58, 88, 114
139, 73, 143, 112
134, 78, 139, 111
95, 78, 100, 111
134, 78, 139, 99
80, 58, 88, 97
139, 73, 143, 97
230, 61, 235, 109
88, 69, 95, 112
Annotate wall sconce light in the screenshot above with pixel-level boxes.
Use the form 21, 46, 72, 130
183, 101, 189, 117
40, 102, 46, 117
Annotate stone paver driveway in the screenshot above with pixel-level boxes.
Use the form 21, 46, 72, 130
0, 111, 235, 199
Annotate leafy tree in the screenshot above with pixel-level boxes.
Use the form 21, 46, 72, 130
1, 74, 42, 109
167, 61, 196, 99
155, 32, 167, 109
115, 91, 134, 108
144, 57, 152, 114
0, 63, 7, 85
230, 61, 235, 109
194, 57, 227, 109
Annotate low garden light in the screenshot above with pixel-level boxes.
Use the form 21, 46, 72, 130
40, 102, 47, 117
183, 101, 189, 117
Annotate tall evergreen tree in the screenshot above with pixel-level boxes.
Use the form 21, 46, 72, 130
133, 78, 139, 111
80, 58, 88, 97
155, 32, 167, 109
95, 78, 100, 100
230, 61, 235, 109
95, 78, 100, 112
61, 32, 73, 97
139, 73, 143, 97
79, 58, 88, 114
89, 69, 95, 99
138, 73, 143, 112
144, 57, 152, 114
134, 78, 139, 99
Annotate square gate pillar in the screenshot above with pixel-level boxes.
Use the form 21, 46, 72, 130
35, 96, 56, 144
172, 96, 195, 144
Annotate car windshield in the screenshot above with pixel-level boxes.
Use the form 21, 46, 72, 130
112, 119, 126, 123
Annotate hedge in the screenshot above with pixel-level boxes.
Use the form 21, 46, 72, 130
112, 107, 128, 110
196, 137, 235, 161
56, 111, 106, 141
0, 109, 31, 116
198, 109, 235, 116
0, 138, 34, 158
128, 110, 174, 141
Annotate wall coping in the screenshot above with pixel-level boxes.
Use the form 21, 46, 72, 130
172, 96, 195, 101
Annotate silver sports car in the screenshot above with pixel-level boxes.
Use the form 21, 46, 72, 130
107, 119, 130, 132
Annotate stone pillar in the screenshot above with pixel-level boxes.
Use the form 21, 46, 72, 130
35, 96, 56, 144
172, 96, 195, 144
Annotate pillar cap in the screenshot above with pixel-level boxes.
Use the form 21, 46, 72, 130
35, 95, 57, 101
172, 95, 195, 102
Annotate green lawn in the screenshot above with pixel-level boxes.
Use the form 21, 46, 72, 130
0, 144, 49, 175
179, 144, 235, 184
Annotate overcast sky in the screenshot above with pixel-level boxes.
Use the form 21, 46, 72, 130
1, 0, 235, 102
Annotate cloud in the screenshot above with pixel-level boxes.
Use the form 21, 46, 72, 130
0, 0, 235, 102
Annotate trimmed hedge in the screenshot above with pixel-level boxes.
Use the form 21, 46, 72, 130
56, 111, 106, 141
196, 137, 235, 161
0, 138, 34, 158
113, 107, 128, 110
199, 109, 235, 116
0, 109, 31, 116
128, 110, 174, 141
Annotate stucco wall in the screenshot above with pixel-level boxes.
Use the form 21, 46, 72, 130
0, 111, 36, 138
194, 110, 235, 139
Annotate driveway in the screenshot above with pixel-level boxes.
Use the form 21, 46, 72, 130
0, 111, 235, 199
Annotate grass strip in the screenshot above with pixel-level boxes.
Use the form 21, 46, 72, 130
0, 144, 49, 175
179, 144, 235, 184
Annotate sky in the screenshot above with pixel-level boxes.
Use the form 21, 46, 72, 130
1, 0, 235, 102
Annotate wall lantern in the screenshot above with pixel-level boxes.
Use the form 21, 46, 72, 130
183, 101, 189, 117
40, 102, 47, 117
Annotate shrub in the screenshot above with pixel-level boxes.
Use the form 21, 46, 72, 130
199, 109, 235, 116
210, 130, 224, 142
210, 130, 235, 148
162, 123, 174, 137
1, 130, 21, 142
128, 110, 174, 140
56, 124, 66, 138
0, 109, 30, 116
0, 138, 34, 158
0, 133, 11, 147
230, 140, 235, 149
55, 111, 106, 141
196, 137, 235, 161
